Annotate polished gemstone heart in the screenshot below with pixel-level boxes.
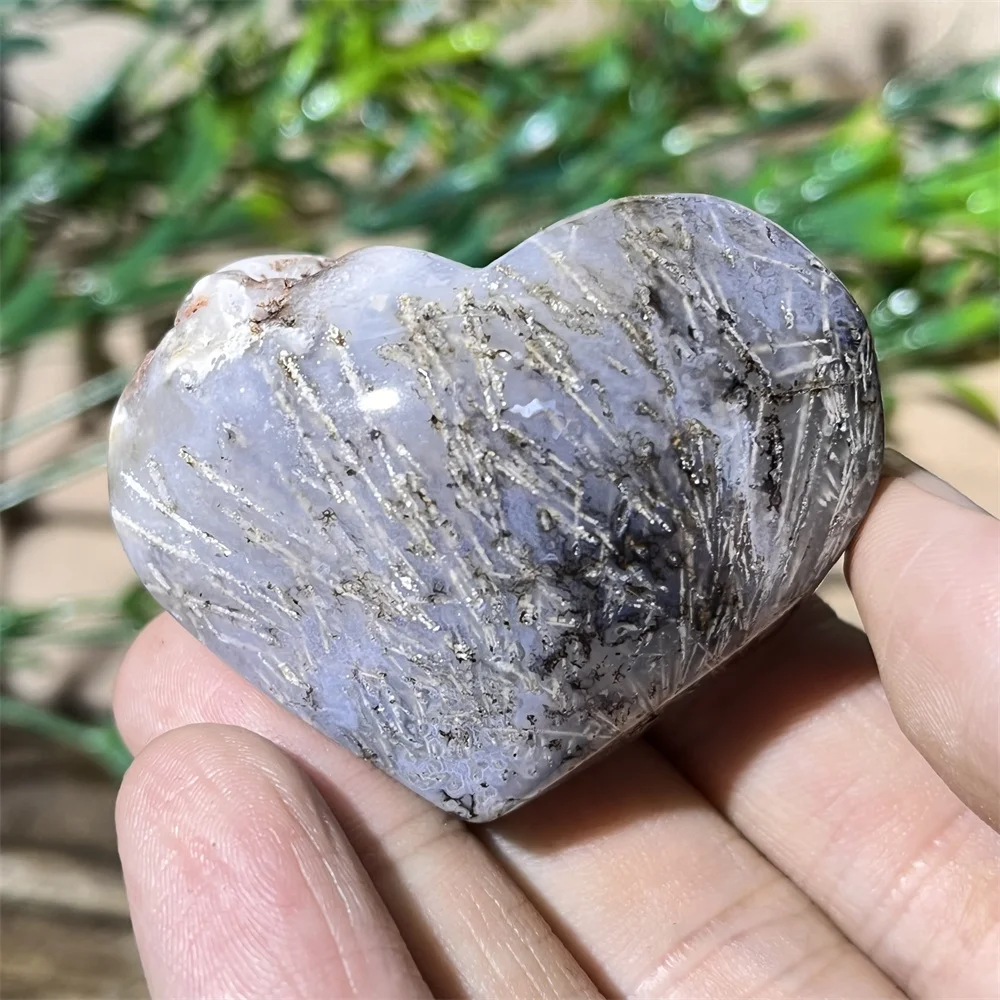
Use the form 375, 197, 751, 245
109, 194, 883, 821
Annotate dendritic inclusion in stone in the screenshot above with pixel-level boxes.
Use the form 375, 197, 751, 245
109, 194, 883, 822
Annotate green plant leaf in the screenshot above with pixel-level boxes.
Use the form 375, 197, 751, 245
0, 268, 58, 352
0, 696, 132, 778
0, 33, 46, 57
119, 583, 162, 629
0, 605, 53, 643
880, 296, 1000, 363
0, 368, 131, 449
0, 441, 109, 512
939, 375, 1000, 428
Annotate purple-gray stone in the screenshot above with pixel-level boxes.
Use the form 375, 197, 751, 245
109, 194, 883, 821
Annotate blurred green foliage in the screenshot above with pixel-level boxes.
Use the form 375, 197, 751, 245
1, 0, 997, 770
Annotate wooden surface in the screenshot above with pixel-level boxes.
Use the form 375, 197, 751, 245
1, 729, 147, 1000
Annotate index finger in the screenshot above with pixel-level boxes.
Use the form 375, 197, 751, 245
846, 448, 999, 828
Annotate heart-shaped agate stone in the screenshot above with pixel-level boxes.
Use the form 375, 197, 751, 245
109, 194, 883, 821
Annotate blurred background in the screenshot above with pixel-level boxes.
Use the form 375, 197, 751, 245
1, 0, 997, 994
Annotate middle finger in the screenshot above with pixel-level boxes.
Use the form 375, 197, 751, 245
485, 738, 900, 997
649, 599, 999, 998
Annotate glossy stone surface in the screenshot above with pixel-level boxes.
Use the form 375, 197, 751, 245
109, 195, 883, 821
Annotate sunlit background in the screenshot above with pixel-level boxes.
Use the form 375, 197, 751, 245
1, 1, 997, 994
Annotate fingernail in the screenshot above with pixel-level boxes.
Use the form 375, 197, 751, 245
882, 447, 990, 515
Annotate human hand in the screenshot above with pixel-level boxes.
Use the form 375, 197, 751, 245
113, 448, 999, 999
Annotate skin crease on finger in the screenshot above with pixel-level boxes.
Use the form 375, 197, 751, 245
479, 738, 902, 998
116, 724, 431, 999
649, 602, 999, 1000
646, 470, 1000, 999
846, 476, 1000, 827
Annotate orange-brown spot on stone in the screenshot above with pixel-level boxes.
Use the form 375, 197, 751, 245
180, 295, 210, 320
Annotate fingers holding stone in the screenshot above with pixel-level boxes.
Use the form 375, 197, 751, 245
116, 724, 429, 1000
846, 451, 1000, 828
115, 618, 902, 999
114, 614, 600, 1000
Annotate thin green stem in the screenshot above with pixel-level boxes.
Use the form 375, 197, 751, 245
0, 368, 130, 449
0, 440, 109, 512
0, 695, 132, 778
